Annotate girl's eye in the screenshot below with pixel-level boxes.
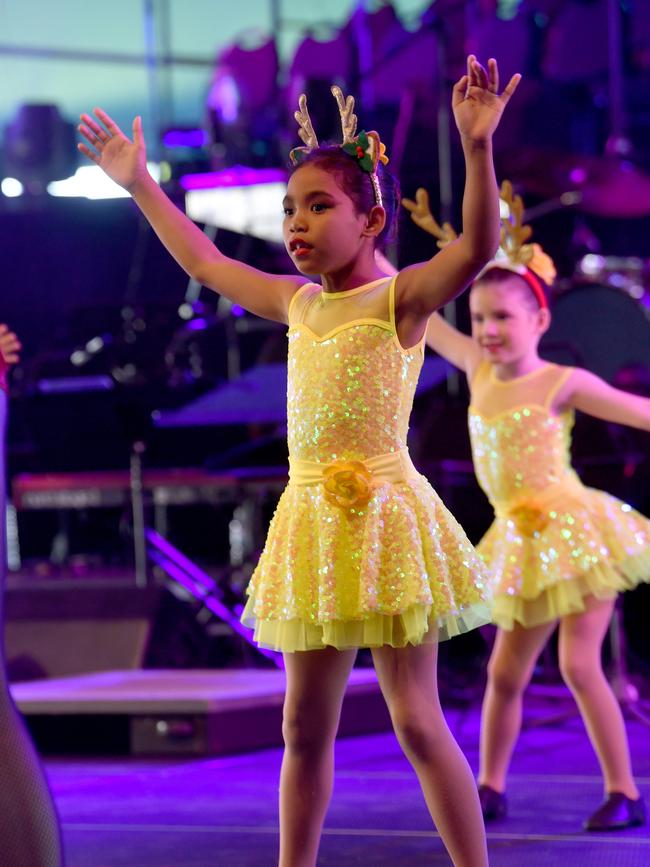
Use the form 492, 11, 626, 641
283, 208, 294, 216
311, 203, 328, 213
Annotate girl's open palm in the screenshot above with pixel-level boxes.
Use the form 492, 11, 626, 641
78, 109, 147, 192
453, 55, 520, 143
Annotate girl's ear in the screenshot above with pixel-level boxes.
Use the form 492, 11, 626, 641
537, 306, 552, 335
362, 204, 386, 239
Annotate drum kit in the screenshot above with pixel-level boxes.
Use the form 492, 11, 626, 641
505, 146, 650, 380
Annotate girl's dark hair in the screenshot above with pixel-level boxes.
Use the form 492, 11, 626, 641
473, 266, 550, 310
290, 145, 400, 251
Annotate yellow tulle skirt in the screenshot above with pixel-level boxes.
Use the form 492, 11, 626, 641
241, 473, 492, 652
478, 486, 650, 630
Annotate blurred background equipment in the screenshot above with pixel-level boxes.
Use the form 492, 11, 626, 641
3, 103, 77, 196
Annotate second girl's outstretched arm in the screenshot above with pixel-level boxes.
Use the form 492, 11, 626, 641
425, 313, 482, 378
559, 368, 650, 432
78, 110, 305, 323
397, 57, 520, 320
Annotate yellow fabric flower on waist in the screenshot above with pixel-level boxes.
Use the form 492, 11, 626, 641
507, 501, 550, 536
323, 460, 376, 509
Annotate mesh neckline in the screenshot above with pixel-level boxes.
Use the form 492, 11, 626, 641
321, 276, 390, 299
489, 361, 551, 386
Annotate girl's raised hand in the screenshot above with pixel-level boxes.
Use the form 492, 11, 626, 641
0, 325, 21, 366
452, 56, 520, 144
0, 324, 21, 391
78, 109, 148, 192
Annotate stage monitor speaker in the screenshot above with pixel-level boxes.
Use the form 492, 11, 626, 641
4, 585, 162, 680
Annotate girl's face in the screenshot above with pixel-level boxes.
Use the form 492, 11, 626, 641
282, 163, 372, 275
469, 278, 549, 365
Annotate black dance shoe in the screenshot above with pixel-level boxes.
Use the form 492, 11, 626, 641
584, 792, 646, 831
478, 784, 508, 821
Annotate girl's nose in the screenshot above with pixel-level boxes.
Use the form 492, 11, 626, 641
290, 211, 307, 232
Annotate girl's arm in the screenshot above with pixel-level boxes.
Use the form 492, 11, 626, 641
425, 312, 482, 379
559, 368, 650, 431
396, 57, 520, 321
78, 111, 305, 324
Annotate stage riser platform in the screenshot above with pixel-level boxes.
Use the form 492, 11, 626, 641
13, 669, 390, 757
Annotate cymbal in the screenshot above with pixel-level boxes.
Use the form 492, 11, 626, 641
504, 148, 650, 218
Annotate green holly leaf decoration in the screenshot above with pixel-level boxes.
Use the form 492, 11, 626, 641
342, 131, 374, 173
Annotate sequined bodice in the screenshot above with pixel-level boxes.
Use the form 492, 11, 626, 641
286, 278, 424, 463
468, 362, 575, 506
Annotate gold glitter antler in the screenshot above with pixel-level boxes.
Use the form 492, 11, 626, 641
289, 94, 319, 164
402, 188, 458, 249
500, 180, 534, 266
331, 85, 358, 144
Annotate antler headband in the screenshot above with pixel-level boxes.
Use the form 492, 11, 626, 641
402, 181, 556, 308
289, 86, 389, 208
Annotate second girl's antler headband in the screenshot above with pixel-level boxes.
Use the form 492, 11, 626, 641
289, 86, 389, 208
402, 181, 556, 308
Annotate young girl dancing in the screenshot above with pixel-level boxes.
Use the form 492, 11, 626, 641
79, 56, 519, 866
404, 182, 650, 832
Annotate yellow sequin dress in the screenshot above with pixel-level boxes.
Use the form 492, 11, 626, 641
469, 360, 650, 629
242, 276, 492, 651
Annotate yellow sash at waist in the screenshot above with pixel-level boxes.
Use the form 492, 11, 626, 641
494, 473, 585, 536
289, 448, 419, 509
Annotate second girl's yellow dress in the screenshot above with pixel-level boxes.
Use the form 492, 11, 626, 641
242, 277, 492, 651
469, 360, 650, 629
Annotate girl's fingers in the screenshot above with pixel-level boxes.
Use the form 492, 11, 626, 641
77, 142, 101, 164
488, 57, 499, 94
80, 113, 110, 143
500, 73, 522, 105
466, 54, 476, 86
401, 197, 417, 214
471, 59, 489, 89
78, 124, 101, 148
416, 188, 429, 206
452, 74, 469, 107
132, 116, 144, 147
94, 107, 123, 138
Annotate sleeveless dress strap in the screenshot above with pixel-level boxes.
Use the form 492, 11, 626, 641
543, 365, 575, 409
287, 282, 318, 325
388, 274, 399, 335
469, 359, 490, 394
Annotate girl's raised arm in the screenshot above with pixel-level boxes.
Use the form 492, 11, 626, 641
78, 110, 305, 324
397, 57, 520, 320
425, 313, 482, 379
559, 368, 650, 431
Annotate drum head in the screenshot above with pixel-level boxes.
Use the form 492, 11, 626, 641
540, 284, 650, 381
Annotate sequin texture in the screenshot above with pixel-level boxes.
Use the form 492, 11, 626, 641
469, 361, 650, 629
242, 278, 492, 650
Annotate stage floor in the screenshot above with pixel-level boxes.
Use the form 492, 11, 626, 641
44, 688, 650, 866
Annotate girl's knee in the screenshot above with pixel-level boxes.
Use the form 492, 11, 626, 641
282, 703, 337, 754
559, 656, 598, 695
391, 702, 447, 762
487, 656, 528, 700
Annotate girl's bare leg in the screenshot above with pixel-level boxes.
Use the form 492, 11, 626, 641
372, 641, 487, 867
279, 646, 357, 867
479, 620, 556, 791
559, 595, 639, 798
